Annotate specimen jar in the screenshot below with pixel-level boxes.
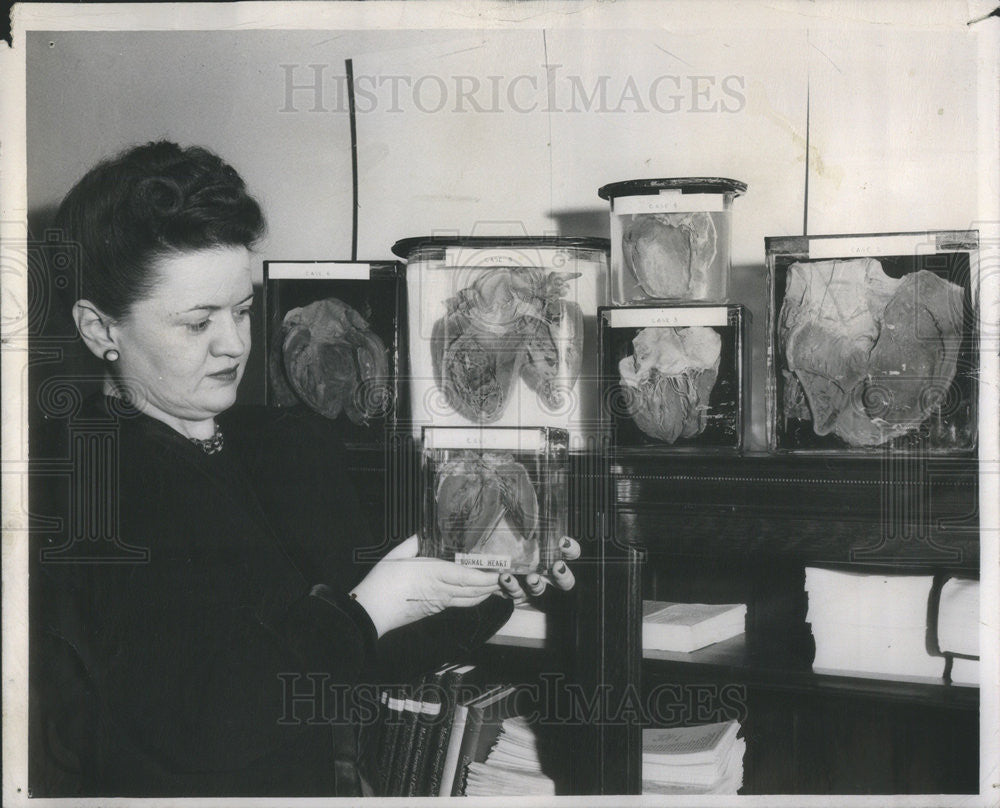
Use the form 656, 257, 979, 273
598, 177, 746, 304
264, 260, 405, 444
600, 304, 749, 453
420, 426, 568, 575
765, 231, 978, 453
394, 236, 608, 449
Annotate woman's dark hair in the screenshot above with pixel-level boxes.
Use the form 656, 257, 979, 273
53, 141, 266, 320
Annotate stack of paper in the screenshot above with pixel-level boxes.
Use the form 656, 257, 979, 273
464, 716, 556, 796
805, 567, 945, 680
938, 577, 979, 686
643, 601, 746, 653
642, 720, 745, 795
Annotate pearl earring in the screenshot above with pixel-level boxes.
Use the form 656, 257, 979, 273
103, 349, 120, 362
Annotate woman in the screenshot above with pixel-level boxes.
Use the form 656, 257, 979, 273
30, 141, 578, 797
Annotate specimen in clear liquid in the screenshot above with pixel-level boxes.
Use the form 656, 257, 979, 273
432, 452, 541, 573
279, 297, 389, 424
621, 212, 717, 298
618, 326, 722, 443
433, 267, 584, 421
779, 259, 963, 446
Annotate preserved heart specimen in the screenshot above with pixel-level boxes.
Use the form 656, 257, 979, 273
618, 326, 722, 443
779, 259, 963, 446
622, 212, 717, 298
519, 273, 584, 409
433, 452, 540, 572
434, 268, 583, 421
280, 297, 389, 424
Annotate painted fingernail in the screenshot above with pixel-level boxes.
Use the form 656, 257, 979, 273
555, 562, 567, 574
502, 574, 513, 584
561, 537, 572, 549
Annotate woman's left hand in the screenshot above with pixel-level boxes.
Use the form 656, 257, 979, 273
498, 536, 581, 604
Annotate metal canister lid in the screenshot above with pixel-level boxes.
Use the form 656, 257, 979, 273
597, 177, 747, 200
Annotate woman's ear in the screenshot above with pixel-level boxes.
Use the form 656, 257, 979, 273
72, 300, 118, 359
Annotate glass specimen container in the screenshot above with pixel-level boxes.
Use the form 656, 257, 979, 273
598, 177, 746, 305
263, 260, 405, 444
393, 236, 609, 450
420, 426, 568, 576
765, 231, 979, 453
600, 304, 749, 453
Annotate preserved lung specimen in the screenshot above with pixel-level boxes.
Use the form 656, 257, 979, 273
433, 452, 540, 572
779, 259, 963, 446
434, 268, 583, 421
622, 212, 717, 298
280, 297, 389, 424
618, 326, 722, 443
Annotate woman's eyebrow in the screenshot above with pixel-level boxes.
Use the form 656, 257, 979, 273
181, 294, 254, 313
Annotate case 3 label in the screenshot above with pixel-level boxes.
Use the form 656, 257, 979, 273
268, 262, 371, 280
807, 235, 939, 260
606, 307, 729, 328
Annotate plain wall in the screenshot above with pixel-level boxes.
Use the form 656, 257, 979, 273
25, 20, 984, 448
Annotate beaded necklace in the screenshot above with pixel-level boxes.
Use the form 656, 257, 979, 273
188, 423, 224, 455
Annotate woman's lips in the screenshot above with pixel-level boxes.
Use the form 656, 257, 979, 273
207, 366, 240, 383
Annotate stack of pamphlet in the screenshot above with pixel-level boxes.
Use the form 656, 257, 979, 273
642, 720, 744, 795
805, 567, 946, 680
463, 716, 556, 796
937, 577, 979, 686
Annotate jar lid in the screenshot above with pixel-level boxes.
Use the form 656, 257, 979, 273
391, 235, 610, 259
597, 177, 747, 200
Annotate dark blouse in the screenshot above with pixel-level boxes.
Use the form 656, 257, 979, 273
29, 397, 512, 797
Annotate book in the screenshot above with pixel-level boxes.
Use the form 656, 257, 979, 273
386, 685, 422, 796
451, 684, 518, 796
937, 577, 978, 657
425, 664, 479, 796
374, 686, 407, 796
404, 664, 456, 796
489, 602, 546, 646
438, 700, 472, 796
642, 601, 746, 653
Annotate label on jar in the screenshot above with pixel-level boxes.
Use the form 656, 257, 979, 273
605, 307, 729, 328
424, 427, 546, 451
455, 553, 513, 571
444, 247, 568, 269
267, 262, 371, 280
808, 235, 937, 260
614, 192, 726, 215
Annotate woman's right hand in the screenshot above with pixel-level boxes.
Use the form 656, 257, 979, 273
350, 535, 502, 638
